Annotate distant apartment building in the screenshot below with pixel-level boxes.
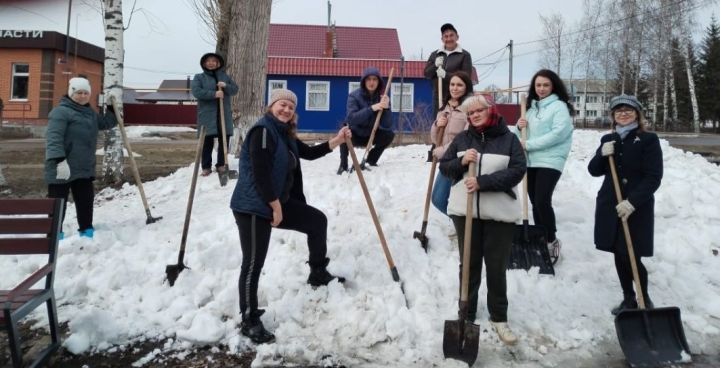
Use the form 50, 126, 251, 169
564, 79, 611, 122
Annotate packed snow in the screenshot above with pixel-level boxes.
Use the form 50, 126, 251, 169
2, 129, 719, 367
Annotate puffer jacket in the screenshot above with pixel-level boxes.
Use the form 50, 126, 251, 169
517, 93, 573, 172
430, 103, 467, 159
423, 46, 473, 112
191, 53, 239, 137
346, 67, 392, 137
44, 96, 117, 184
440, 118, 526, 223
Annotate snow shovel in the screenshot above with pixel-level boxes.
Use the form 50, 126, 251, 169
217, 87, 238, 186
443, 162, 479, 366
346, 136, 408, 308
166, 126, 206, 286
357, 68, 394, 170
509, 94, 554, 275
413, 125, 445, 252
609, 155, 691, 367
111, 97, 162, 224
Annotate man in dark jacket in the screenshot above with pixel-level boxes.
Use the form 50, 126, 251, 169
191, 53, 239, 176
337, 66, 395, 174
424, 23, 473, 115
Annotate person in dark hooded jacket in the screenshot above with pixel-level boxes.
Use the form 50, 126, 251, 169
230, 88, 351, 344
439, 94, 526, 346
588, 94, 662, 315
45, 77, 117, 239
337, 66, 395, 174
191, 52, 239, 176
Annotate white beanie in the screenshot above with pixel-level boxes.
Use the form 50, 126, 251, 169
68, 77, 91, 96
268, 88, 297, 107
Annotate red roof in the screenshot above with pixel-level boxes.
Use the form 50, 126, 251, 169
266, 57, 426, 78
268, 24, 401, 59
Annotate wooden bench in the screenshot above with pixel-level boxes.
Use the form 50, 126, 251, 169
0, 198, 63, 368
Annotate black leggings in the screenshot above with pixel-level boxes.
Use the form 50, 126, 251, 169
201, 134, 231, 170
234, 198, 329, 315
47, 178, 94, 231
338, 129, 395, 167
526, 168, 562, 242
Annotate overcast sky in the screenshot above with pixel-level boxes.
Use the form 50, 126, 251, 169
1, 0, 717, 91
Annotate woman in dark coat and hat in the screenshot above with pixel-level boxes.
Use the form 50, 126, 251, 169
588, 94, 663, 315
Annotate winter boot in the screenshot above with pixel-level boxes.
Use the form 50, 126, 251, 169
79, 227, 94, 239
240, 309, 275, 344
490, 321, 518, 345
548, 238, 561, 265
307, 257, 346, 286
611, 295, 638, 315
336, 163, 348, 175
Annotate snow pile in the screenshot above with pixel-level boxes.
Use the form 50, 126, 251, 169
2, 129, 719, 366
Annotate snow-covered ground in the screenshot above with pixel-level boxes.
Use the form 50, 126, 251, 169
123, 126, 196, 140
3, 129, 719, 367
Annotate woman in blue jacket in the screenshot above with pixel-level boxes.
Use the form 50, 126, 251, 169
230, 89, 351, 344
45, 77, 117, 239
515, 69, 574, 264
588, 95, 662, 315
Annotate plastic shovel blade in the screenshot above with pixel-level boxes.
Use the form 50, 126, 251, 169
509, 224, 553, 275
443, 319, 480, 366
615, 306, 691, 367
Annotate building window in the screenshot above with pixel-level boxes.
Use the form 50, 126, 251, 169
586, 110, 598, 117
586, 95, 598, 103
306, 81, 330, 111
11, 63, 29, 100
572, 95, 580, 103
391, 83, 413, 112
348, 81, 361, 94
267, 80, 287, 102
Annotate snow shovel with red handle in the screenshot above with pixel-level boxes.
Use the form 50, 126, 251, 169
413, 124, 446, 252
166, 126, 205, 286
443, 162, 479, 366
509, 94, 554, 274
609, 155, 691, 367
346, 136, 408, 308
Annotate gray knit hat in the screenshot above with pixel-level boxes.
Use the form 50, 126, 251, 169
268, 88, 297, 107
609, 94, 642, 112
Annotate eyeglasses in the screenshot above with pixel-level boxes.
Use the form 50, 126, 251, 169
467, 107, 488, 115
614, 108, 636, 115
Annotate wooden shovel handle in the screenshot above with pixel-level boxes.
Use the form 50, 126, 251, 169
609, 154, 647, 309
460, 162, 476, 303
421, 126, 446, 223
520, 94, 530, 220
218, 86, 229, 165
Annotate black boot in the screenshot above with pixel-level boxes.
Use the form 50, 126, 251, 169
240, 309, 275, 344
611, 295, 638, 315
337, 162, 348, 175
307, 257, 346, 286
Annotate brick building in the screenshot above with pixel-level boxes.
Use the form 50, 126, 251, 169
0, 30, 104, 124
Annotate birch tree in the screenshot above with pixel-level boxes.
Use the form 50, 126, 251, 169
226, 0, 272, 153
539, 13, 565, 75
101, 0, 125, 185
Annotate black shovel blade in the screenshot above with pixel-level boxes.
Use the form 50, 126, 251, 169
510, 224, 554, 275
412, 230, 428, 251
218, 171, 229, 186
165, 263, 187, 287
443, 319, 479, 366
615, 306, 691, 367
228, 170, 239, 180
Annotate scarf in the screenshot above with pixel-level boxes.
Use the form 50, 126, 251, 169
615, 122, 638, 140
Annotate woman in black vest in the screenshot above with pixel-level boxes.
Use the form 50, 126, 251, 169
588, 94, 663, 315
230, 89, 351, 344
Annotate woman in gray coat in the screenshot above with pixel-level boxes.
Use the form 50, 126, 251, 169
191, 53, 239, 176
45, 77, 117, 239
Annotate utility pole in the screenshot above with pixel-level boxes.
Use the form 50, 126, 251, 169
64, 0, 72, 64
508, 39, 513, 103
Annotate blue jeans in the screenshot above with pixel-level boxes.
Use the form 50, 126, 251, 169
431, 173, 452, 215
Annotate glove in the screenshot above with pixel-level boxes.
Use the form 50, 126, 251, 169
616, 200, 635, 221
435, 55, 445, 67
601, 141, 615, 156
436, 67, 446, 79
56, 160, 71, 180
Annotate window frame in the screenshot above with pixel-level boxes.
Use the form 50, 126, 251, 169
390, 82, 414, 113
10, 63, 30, 101
348, 81, 361, 95
305, 81, 330, 111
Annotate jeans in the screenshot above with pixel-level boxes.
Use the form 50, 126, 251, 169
431, 173, 452, 215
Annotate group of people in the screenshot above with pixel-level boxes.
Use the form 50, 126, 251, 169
45, 22, 663, 351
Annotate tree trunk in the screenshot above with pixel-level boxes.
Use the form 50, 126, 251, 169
101, 0, 125, 185
215, 0, 231, 57
663, 67, 669, 131
226, 0, 272, 156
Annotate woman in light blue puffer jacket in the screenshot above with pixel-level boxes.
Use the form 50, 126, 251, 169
515, 69, 574, 264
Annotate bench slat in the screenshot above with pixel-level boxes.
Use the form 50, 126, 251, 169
0, 199, 56, 215
0, 218, 53, 234
0, 238, 52, 254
